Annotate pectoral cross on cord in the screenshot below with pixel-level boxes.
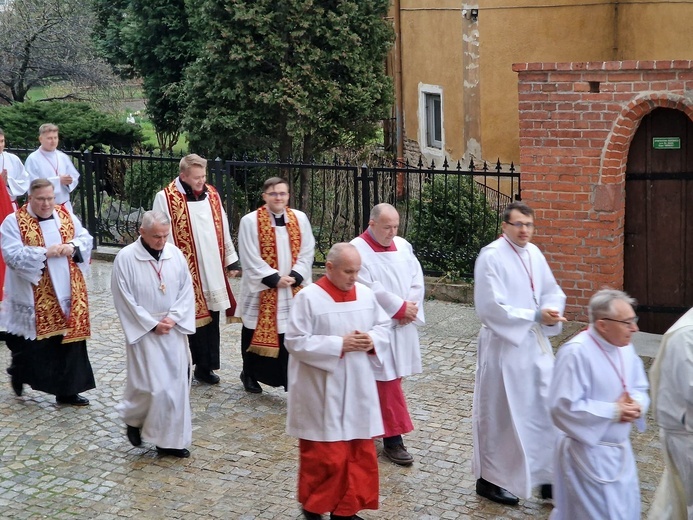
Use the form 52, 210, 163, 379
503, 236, 538, 308
149, 260, 166, 294
588, 332, 629, 396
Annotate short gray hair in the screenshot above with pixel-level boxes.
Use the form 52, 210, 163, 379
326, 242, 358, 265
588, 289, 636, 324
141, 210, 170, 230
369, 203, 397, 222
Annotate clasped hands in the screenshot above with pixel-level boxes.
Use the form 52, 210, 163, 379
45, 243, 75, 258
616, 392, 642, 423
276, 275, 296, 288
342, 330, 374, 354
154, 317, 176, 335
398, 301, 419, 325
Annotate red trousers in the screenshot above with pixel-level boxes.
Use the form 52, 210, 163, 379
376, 378, 414, 438
298, 438, 379, 516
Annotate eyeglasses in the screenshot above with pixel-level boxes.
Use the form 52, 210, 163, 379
505, 221, 535, 229
601, 316, 639, 326
265, 192, 288, 198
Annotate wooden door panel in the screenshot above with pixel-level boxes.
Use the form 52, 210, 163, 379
624, 108, 693, 333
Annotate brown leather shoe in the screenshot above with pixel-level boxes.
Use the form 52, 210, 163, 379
382, 443, 414, 466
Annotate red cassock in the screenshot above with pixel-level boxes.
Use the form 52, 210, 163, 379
0, 181, 15, 301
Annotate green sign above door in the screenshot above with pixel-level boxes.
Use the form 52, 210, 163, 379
652, 137, 681, 149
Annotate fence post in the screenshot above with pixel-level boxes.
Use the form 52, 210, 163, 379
360, 164, 370, 233
83, 150, 98, 249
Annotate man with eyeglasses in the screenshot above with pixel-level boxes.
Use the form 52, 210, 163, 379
1, 179, 95, 405
153, 154, 240, 386
237, 177, 314, 393
648, 306, 693, 519
549, 289, 649, 520
473, 200, 566, 505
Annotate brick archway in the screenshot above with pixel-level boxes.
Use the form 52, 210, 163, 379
514, 60, 693, 320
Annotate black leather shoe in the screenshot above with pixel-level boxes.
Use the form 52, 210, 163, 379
540, 484, 552, 500
476, 478, 519, 505
302, 509, 323, 520
10, 376, 23, 396
194, 368, 220, 385
56, 394, 90, 406
126, 425, 142, 447
240, 371, 262, 393
156, 446, 190, 458
383, 443, 414, 466
330, 515, 364, 520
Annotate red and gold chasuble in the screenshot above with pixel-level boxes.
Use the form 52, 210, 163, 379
248, 206, 302, 358
16, 205, 90, 343
163, 181, 237, 327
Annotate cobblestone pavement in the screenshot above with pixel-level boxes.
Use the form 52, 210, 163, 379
0, 260, 664, 519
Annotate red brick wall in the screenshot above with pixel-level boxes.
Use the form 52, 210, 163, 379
513, 60, 693, 320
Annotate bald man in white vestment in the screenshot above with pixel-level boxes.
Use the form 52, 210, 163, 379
351, 203, 424, 466
473, 201, 566, 505
550, 289, 649, 520
112, 210, 195, 458
285, 243, 390, 520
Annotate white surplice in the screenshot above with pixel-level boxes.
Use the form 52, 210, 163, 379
112, 239, 195, 449
472, 235, 566, 498
236, 208, 314, 331
549, 327, 650, 520
350, 235, 424, 380
648, 308, 693, 520
285, 282, 390, 441
0, 207, 92, 338
0, 151, 30, 202
152, 178, 238, 312
24, 149, 79, 212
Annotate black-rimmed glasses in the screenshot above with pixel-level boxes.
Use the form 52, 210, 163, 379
601, 316, 639, 326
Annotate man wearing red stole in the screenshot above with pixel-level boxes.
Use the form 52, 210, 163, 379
153, 154, 240, 385
285, 243, 390, 520
236, 177, 314, 393
1, 179, 95, 405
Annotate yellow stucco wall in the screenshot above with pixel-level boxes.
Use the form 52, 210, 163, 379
393, 0, 693, 164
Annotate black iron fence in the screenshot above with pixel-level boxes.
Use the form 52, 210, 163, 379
8, 148, 520, 278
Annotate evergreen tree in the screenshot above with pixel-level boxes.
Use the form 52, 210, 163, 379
183, 0, 394, 161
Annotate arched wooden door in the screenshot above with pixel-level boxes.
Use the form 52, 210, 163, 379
624, 108, 693, 333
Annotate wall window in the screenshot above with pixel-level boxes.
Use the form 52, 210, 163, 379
418, 84, 444, 155
425, 93, 442, 148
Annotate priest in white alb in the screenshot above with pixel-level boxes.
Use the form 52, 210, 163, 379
153, 154, 239, 386
112, 210, 195, 458
351, 202, 424, 467
648, 307, 693, 520
1, 179, 94, 405
285, 243, 390, 520
473, 201, 566, 505
24, 124, 79, 213
550, 289, 649, 520
237, 177, 314, 393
